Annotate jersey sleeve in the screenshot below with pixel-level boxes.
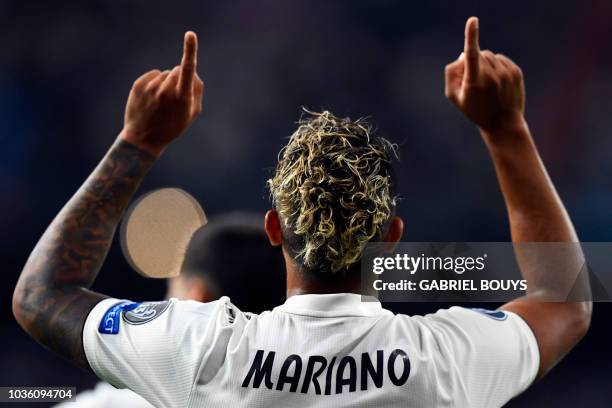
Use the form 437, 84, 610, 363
82, 297, 230, 408
421, 306, 540, 407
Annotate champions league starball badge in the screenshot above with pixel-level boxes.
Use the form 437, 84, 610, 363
122, 301, 170, 325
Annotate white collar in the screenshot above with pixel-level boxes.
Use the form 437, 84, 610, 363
273, 293, 393, 318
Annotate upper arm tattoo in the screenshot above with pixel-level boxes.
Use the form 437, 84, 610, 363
13, 139, 155, 371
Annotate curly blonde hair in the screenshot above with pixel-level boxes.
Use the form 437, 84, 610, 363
268, 110, 398, 275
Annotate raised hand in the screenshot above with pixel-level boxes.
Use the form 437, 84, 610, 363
121, 31, 204, 156
445, 17, 525, 133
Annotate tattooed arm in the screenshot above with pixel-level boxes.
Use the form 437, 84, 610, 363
12, 31, 204, 372
11, 141, 154, 370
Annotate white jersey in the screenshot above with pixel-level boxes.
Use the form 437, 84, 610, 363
83, 293, 539, 408
54, 382, 153, 408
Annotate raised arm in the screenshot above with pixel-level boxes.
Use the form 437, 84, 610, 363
444, 17, 591, 379
12, 32, 204, 372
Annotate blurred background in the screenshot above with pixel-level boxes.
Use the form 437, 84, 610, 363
2, 0, 612, 406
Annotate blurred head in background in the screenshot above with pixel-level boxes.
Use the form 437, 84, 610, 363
167, 212, 286, 312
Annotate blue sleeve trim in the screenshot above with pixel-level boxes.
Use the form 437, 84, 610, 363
466, 307, 508, 321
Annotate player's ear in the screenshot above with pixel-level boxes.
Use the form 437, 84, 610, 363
384, 216, 404, 243
265, 209, 283, 247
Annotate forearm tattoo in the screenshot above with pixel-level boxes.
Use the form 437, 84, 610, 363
13, 139, 155, 371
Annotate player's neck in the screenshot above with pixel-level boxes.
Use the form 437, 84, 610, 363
284, 255, 362, 298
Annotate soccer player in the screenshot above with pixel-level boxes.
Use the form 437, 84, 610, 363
54, 213, 285, 407
168, 213, 286, 313
13, 17, 591, 407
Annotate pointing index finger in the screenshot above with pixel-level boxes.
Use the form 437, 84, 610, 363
463, 17, 480, 83
178, 31, 198, 95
